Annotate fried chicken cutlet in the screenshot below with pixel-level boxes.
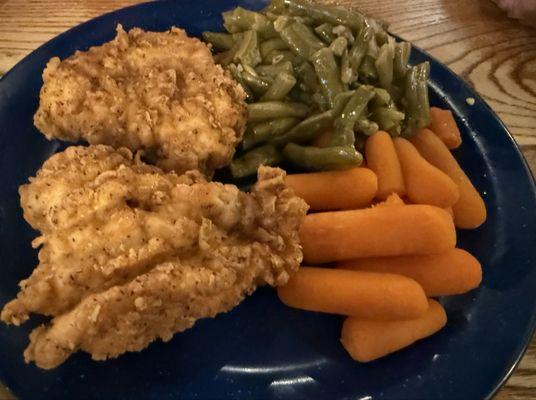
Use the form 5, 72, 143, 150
1, 145, 307, 369
34, 25, 247, 175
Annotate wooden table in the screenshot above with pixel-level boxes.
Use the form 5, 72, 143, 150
0, 0, 535, 398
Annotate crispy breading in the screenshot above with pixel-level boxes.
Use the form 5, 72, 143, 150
33, 25, 247, 175
1, 145, 307, 369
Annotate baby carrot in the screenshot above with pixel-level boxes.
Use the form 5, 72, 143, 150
285, 168, 378, 210
429, 107, 462, 149
410, 128, 486, 229
394, 137, 459, 208
337, 248, 482, 297
277, 267, 428, 319
365, 131, 406, 199
340, 299, 447, 362
299, 204, 456, 264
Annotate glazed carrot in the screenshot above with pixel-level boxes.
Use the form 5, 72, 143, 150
444, 207, 454, 218
277, 267, 428, 319
285, 168, 377, 210
340, 299, 446, 362
337, 248, 482, 297
394, 137, 459, 208
300, 205, 456, 264
410, 128, 486, 229
429, 107, 462, 149
365, 131, 406, 199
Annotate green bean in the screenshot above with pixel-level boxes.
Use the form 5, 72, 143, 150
375, 42, 394, 89
388, 84, 404, 108
290, 55, 306, 67
210, 2, 431, 170
263, 0, 286, 14
230, 144, 282, 178
265, 11, 280, 22
355, 118, 379, 136
294, 61, 318, 93
332, 25, 355, 44
218, 40, 240, 66
371, 87, 392, 107
332, 85, 375, 146
284, 0, 365, 30
273, 15, 293, 32
358, 55, 378, 82
312, 91, 330, 111
271, 111, 333, 146
279, 21, 325, 60
242, 117, 300, 150
371, 107, 405, 132
314, 23, 336, 44
248, 101, 309, 121
282, 143, 363, 171
367, 35, 380, 59
294, 16, 316, 26
232, 32, 245, 41
233, 30, 261, 66
260, 38, 288, 59
402, 62, 431, 136
394, 41, 411, 81
223, 7, 255, 33
332, 90, 356, 116
264, 50, 295, 65
329, 36, 348, 57
261, 72, 297, 101
369, 18, 389, 46
348, 25, 372, 81
311, 48, 345, 108
202, 32, 235, 51
241, 69, 271, 95
340, 49, 353, 84
256, 61, 294, 78
288, 85, 315, 105
223, 7, 277, 38
227, 64, 255, 101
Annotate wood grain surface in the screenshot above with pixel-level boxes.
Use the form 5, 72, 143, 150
0, 0, 535, 399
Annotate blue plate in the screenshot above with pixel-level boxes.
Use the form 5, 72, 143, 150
1, 1, 535, 399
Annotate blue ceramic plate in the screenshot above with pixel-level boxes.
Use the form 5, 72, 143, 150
1, 1, 535, 399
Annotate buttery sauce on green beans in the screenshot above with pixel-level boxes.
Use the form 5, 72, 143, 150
203, 0, 431, 178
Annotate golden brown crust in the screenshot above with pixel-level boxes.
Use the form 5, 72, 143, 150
33, 25, 247, 175
2, 145, 307, 369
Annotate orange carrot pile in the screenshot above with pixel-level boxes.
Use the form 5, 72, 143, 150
365, 131, 406, 199
299, 205, 456, 264
394, 137, 459, 208
341, 299, 447, 362
337, 248, 482, 297
429, 107, 462, 149
276, 106, 485, 363
277, 267, 428, 319
410, 128, 487, 229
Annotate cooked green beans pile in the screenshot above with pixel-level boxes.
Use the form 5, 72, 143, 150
203, 0, 431, 178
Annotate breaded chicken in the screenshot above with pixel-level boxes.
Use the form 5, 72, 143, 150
1, 145, 307, 369
33, 25, 247, 175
